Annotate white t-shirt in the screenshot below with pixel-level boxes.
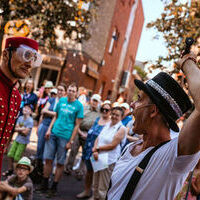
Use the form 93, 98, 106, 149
107, 137, 200, 200
170, 129, 179, 139
98, 121, 126, 165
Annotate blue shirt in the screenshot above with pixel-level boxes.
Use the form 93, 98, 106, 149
52, 97, 84, 140
15, 116, 34, 144
20, 92, 38, 115
42, 97, 57, 126
82, 117, 105, 160
121, 115, 132, 126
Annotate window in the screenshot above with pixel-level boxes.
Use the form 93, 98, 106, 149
128, 58, 133, 71
108, 27, 119, 54
38, 68, 59, 88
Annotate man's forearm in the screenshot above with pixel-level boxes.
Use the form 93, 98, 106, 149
70, 125, 79, 142
0, 182, 18, 195
178, 55, 200, 155
183, 59, 200, 110
47, 115, 56, 132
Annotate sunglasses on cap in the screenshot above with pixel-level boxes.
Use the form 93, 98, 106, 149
100, 107, 111, 113
16, 45, 42, 67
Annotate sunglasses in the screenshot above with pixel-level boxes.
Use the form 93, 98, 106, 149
100, 108, 111, 113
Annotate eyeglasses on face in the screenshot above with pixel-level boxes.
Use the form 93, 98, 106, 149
100, 107, 111, 113
16, 166, 30, 171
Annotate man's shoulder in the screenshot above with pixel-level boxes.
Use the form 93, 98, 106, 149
60, 96, 67, 101
26, 177, 33, 185
17, 116, 24, 121
58, 97, 67, 104
7, 174, 17, 184
74, 99, 84, 108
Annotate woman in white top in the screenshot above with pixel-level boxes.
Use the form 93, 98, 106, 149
92, 106, 127, 200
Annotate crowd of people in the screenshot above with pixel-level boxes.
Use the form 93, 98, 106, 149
1, 78, 140, 199
1, 36, 200, 200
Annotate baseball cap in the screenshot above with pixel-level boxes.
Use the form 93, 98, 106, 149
44, 81, 53, 88
91, 94, 101, 102
120, 103, 130, 110
50, 88, 57, 94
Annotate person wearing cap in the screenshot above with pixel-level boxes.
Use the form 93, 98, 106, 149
0, 157, 33, 200
78, 86, 88, 106
35, 84, 66, 178
3, 104, 34, 177
35, 81, 53, 122
0, 37, 42, 175
107, 52, 200, 200
50, 88, 58, 98
65, 94, 101, 179
44, 81, 54, 95
120, 103, 132, 126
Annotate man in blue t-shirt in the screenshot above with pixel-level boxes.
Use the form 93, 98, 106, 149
37, 83, 84, 197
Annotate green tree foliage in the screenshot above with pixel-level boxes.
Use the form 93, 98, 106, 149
134, 65, 147, 81
147, 0, 200, 73
0, 0, 99, 54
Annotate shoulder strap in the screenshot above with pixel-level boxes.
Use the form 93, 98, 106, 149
119, 140, 170, 200
185, 170, 194, 200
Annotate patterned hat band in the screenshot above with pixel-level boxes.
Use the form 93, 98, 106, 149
147, 80, 183, 118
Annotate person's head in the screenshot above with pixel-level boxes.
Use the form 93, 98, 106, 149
44, 81, 53, 96
1, 37, 42, 82
112, 102, 120, 108
78, 86, 87, 96
111, 106, 124, 125
120, 103, 130, 117
100, 101, 112, 119
22, 104, 33, 116
67, 82, 78, 101
24, 78, 34, 93
42, 79, 48, 87
50, 88, 57, 98
57, 83, 67, 98
133, 72, 192, 135
15, 157, 34, 180
90, 94, 101, 109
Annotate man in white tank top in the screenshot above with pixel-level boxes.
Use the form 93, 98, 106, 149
107, 52, 200, 200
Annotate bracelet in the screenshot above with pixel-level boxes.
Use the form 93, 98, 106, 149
93, 147, 99, 153
180, 56, 197, 71
70, 140, 74, 145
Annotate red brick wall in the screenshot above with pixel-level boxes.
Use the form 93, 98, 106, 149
60, 51, 97, 91
95, 0, 144, 101
60, 0, 144, 101
123, 0, 144, 102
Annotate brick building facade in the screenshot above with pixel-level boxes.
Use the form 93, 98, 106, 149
33, 0, 144, 102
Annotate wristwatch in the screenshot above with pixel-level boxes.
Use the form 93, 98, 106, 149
96, 146, 100, 152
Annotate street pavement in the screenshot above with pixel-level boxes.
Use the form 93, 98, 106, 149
2, 127, 87, 200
